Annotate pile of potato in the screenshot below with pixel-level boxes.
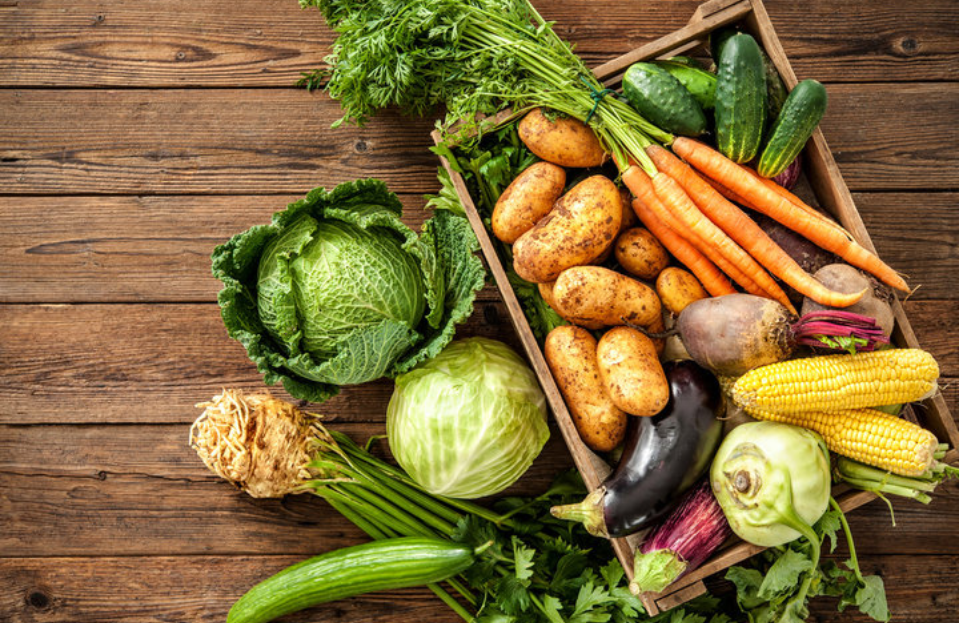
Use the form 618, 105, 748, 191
494, 109, 711, 453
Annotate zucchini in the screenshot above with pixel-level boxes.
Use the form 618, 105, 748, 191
757, 79, 828, 178
652, 60, 717, 110
227, 537, 478, 623
622, 62, 707, 136
714, 33, 767, 163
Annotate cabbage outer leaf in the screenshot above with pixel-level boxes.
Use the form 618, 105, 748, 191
211, 179, 485, 401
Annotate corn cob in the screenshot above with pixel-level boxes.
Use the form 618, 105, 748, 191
744, 405, 939, 477
731, 349, 939, 413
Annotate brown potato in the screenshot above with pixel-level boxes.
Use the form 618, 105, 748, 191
512, 176, 622, 283
544, 325, 627, 452
615, 227, 670, 280
492, 162, 566, 244
597, 327, 670, 416
552, 266, 661, 328
656, 267, 709, 315
518, 108, 606, 168
538, 281, 606, 330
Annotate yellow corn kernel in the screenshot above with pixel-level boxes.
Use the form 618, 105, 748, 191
731, 349, 939, 414
744, 406, 938, 477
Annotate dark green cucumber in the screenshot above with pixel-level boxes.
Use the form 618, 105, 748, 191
665, 55, 704, 69
709, 26, 740, 64
622, 62, 707, 136
757, 79, 828, 178
652, 60, 717, 110
227, 537, 478, 623
714, 33, 767, 163
759, 48, 788, 125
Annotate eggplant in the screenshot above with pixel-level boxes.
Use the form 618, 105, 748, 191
551, 360, 724, 538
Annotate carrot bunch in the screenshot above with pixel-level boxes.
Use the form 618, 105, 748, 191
619, 138, 908, 311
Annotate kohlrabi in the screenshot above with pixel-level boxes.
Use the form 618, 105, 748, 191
212, 179, 485, 402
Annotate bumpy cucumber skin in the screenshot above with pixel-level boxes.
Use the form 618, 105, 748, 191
227, 538, 476, 623
622, 62, 707, 137
653, 60, 717, 110
757, 79, 828, 178
714, 33, 767, 163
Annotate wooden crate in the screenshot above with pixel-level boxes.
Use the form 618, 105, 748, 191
432, 0, 959, 614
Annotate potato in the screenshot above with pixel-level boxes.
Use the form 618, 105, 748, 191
596, 327, 670, 416
544, 325, 627, 451
518, 108, 606, 168
538, 281, 605, 330
552, 266, 661, 328
656, 266, 708, 315
615, 227, 670, 280
801, 263, 895, 335
492, 162, 566, 244
512, 176, 622, 283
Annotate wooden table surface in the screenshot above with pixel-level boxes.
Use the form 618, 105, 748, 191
2, 1, 957, 621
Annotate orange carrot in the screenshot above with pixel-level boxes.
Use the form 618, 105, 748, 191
647, 145, 866, 308
703, 175, 757, 210
622, 165, 767, 297
741, 165, 850, 234
648, 170, 798, 313
630, 197, 736, 297
672, 137, 909, 292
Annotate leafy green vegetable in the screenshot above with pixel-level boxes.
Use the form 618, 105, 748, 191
387, 337, 550, 499
726, 503, 890, 623
212, 179, 485, 401
299, 0, 672, 175
428, 121, 567, 341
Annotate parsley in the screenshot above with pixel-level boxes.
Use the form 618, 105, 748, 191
298, 0, 673, 175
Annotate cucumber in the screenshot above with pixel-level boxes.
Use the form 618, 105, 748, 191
757, 79, 828, 178
709, 26, 740, 64
759, 48, 789, 125
714, 33, 767, 163
227, 538, 478, 623
665, 55, 704, 69
652, 60, 717, 110
622, 62, 707, 136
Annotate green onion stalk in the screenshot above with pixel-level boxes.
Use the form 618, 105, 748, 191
299, 0, 673, 176
190, 389, 622, 622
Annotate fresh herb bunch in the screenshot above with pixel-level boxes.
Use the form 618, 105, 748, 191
298, 0, 672, 174
427, 121, 567, 340
726, 501, 889, 623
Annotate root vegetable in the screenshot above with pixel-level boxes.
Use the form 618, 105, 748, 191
491, 162, 566, 243
518, 107, 606, 168
656, 266, 709, 315
552, 265, 661, 328
545, 325, 628, 452
596, 327, 670, 417
615, 227, 670, 280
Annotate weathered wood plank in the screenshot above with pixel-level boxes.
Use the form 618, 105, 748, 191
0, 193, 435, 303
2, 553, 957, 623
0, 85, 956, 195
0, 421, 576, 557
1, 302, 956, 425
0, 422, 956, 558
2, 0, 956, 87
2, 192, 955, 303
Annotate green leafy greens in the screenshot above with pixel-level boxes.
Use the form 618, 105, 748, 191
299, 0, 672, 175
212, 179, 485, 401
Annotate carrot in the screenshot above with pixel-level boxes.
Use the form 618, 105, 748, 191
741, 166, 850, 234
647, 145, 866, 308
630, 197, 736, 297
647, 169, 798, 313
703, 175, 757, 210
622, 165, 767, 297
672, 137, 909, 292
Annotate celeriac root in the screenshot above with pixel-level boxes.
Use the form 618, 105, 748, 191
189, 389, 325, 498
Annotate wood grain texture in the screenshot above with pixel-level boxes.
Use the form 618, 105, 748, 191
0, 421, 955, 558
1, 192, 956, 303
2, 553, 958, 623
3, 0, 957, 87
0, 84, 957, 195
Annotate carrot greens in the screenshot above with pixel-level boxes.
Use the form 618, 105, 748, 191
298, 0, 672, 175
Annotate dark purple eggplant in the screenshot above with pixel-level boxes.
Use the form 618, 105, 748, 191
629, 480, 732, 595
550, 360, 724, 538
